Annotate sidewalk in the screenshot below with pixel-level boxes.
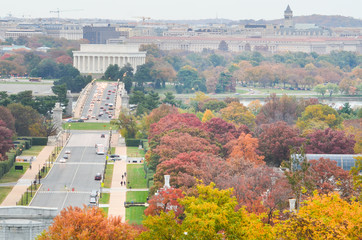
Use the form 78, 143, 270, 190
108, 133, 128, 221
1, 145, 55, 206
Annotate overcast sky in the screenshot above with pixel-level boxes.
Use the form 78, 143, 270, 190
2, 0, 361, 21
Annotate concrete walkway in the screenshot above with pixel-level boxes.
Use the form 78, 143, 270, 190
107, 131, 128, 220
1, 145, 55, 206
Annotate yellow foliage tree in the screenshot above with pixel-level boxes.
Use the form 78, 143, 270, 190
202, 109, 214, 122
220, 102, 256, 129
139, 182, 274, 240
276, 192, 362, 240
296, 104, 342, 132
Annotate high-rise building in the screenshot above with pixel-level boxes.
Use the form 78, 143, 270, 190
83, 25, 120, 44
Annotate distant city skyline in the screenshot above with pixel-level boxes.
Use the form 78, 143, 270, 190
1, 0, 361, 21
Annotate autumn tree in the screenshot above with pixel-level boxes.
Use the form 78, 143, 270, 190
305, 128, 355, 154
308, 157, 353, 199
256, 94, 301, 125
148, 113, 203, 142
350, 156, 362, 201
111, 110, 138, 138
141, 183, 274, 239
220, 102, 256, 129
203, 117, 241, 146
153, 131, 219, 164
257, 121, 305, 167
220, 165, 292, 222
8, 103, 41, 136
38, 206, 140, 239
0, 106, 15, 131
145, 187, 184, 217
143, 104, 179, 134
0, 120, 13, 161
226, 132, 264, 166
201, 109, 214, 122
276, 192, 362, 239
296, 104, 343, 132
152, 152, 227, 193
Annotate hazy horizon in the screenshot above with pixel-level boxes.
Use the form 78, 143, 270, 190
1, 0, 361, 21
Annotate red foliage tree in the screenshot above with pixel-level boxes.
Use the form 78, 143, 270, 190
202, 117, 240, 145
219, 165, 292, 222
145, 104, 179, 130
0, 120, 14, 161
308, 157, 354, 199
152, 152, 227, 193
257, 121, 305, 167
0, 106, 15, 131
149, 113, 202, 141
56, 55, 73, 65
153, 132, 219, 164
144, 187, 185, 217
305, 128, 355, 154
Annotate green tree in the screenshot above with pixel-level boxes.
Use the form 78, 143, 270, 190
325, 83, 339, 97
104, 64, 120, 81
162, 92, 179, 106
134, 62, 153, 88
30, 58, 59, 79
314, 84, 327, 97
8, 103, 40, 136
111, 111, 138, 138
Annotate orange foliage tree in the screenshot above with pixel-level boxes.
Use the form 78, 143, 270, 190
37, 206, 140, 239
227, 132, 264, 166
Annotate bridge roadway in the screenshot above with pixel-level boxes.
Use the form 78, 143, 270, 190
31, 82, 119, 213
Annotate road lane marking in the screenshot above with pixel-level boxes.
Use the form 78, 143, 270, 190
60, 146, 87, 210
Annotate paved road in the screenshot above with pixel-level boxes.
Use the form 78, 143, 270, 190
81, 82, 119, 122
30, 131, 111, 213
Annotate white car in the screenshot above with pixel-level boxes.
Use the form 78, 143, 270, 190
65, 149, 71, 154
59, 158, 67, 163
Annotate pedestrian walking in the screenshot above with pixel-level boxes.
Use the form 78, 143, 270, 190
120, 181, 123, 186
124, 172, 127, 177
124, 181, 126, 186
122, 175, 124, 179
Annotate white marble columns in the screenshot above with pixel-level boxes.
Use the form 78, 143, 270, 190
73, 54, 146, 74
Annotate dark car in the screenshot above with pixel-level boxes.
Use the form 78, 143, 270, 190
94, 173, 102, 180
101, 134, 105, 138
77, 119, 84, 122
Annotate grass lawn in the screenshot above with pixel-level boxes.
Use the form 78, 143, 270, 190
103, 164, 114, 188
21, 146, 45, 156
100, 207, 108, 216
0, 187, 13, 204
111, 147, 115, 155
127, 147, 145, 158
127, 164, 147, 189
126, 206, 146, 225
62, 122, 118, 131
0, 163, 29, 183
99, 193, 110, 204
126, 191, 148, 202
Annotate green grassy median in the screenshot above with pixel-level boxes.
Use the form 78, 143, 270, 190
127, 164, 147, 189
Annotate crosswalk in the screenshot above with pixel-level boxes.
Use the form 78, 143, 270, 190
37, 191, 91, 194
54, 162, 104, 165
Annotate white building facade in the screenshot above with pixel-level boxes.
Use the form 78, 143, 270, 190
73, 44, 146, 74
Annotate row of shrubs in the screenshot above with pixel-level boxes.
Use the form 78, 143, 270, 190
0, 137, 48, 179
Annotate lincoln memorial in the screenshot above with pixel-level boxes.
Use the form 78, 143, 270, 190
73, 44, 146, 74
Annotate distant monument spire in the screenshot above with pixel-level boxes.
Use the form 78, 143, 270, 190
284, 5, 294, 28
